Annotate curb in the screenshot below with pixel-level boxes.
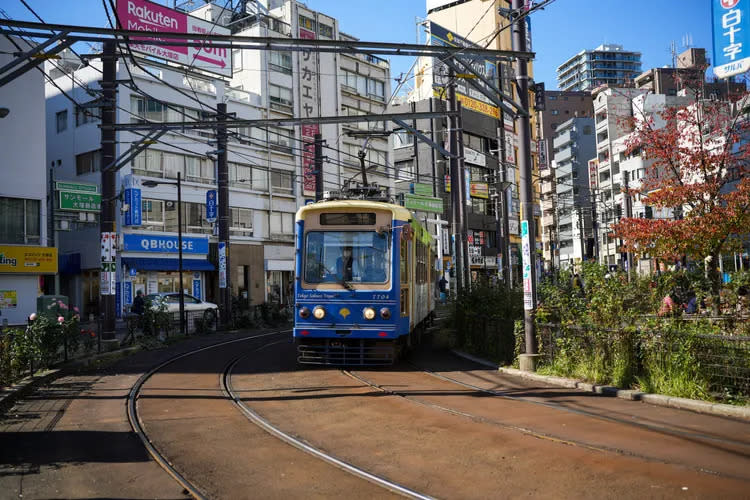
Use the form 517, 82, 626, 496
451, 350, 750, 421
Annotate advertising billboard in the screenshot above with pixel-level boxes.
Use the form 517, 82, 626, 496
116, 0, 231, 77
712, 0, 750, 78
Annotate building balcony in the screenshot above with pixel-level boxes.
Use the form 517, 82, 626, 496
553, 129, 577, 149
554, 147, 576, 165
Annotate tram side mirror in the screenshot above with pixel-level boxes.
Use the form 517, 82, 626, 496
376, 225, 391, 237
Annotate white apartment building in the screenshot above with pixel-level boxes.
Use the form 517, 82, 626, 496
592, 87, 693, 269
46, 51, 296, 317
0, 37, 54, 325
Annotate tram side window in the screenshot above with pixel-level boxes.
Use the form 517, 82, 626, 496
400, 238, 409, 282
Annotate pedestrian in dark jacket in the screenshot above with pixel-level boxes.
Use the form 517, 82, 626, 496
132, 290, 145, 316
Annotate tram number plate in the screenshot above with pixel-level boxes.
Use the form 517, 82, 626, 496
334, 330, 351, 337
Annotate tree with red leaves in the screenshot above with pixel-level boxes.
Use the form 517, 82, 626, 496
613, 89, 750, 312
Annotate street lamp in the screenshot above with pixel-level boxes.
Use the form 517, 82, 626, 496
142, 172, 185, 336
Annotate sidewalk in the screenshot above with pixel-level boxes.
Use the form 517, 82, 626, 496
0, 328, 279, 499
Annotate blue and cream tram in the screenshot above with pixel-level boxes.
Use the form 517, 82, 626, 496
293, 200, 436, 365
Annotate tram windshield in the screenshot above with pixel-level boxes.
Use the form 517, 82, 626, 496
304, 231, 390, 284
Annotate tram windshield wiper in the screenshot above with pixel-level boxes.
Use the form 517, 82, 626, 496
320, 262, 353, 291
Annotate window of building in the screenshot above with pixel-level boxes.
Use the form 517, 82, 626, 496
270, 211, 294, 235
269, 51, 293, 74
75, 102, 101, 126
56, 110, 68, 133
267, 126, 294, 152
232, 49, 242, 72
231, 207, 253, 236
550, 109, 559, 115
318, 23, 333, 39
0, 197, 40, 244
298, 14, 316, 32
271, 170, 293, 194
76, 150, 102, 175
269, 84, 293, 111
392, 129, 413, 149
141, 199, 165, 226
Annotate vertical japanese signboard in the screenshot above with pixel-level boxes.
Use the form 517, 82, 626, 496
298, 14, 320, 196
218, 241, 227, 289
206, 189, 217, 223
521, 221, 533, 310
123, 174, 142, 226
100, 232, 117, 296
712, 0, 750, 78
115, 0, 231, 77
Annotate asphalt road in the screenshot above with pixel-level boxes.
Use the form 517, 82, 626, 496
1, 331, 749, 499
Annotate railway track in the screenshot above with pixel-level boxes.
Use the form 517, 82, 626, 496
343, 361, 750, 482
127, 330, 434, 499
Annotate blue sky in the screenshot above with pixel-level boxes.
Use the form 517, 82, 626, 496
2, 0, 717, 89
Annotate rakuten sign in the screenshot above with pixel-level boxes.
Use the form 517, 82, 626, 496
116, 0, 231, 76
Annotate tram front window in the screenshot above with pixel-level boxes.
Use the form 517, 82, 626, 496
304, 231, 390, 284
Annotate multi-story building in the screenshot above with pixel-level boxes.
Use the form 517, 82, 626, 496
592, 87, 694, 269
0, 37, 56, 325
635, 47, 746, 100
416, 0, 540, 285
44, 0, 389, 318
551, 117, 595, 269
535, 90, 592, 269
557, 44, 642, 92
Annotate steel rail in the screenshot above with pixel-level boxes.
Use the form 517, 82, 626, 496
222, 353, 435, 500
126, 329, 290, 500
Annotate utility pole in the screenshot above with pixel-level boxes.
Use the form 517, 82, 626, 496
456, 102, 471, 289
99, 40, 116, 341
447, 70, 463, 294
512, 0, 538, 370
314, 133, 323, 201
623, 170, 633, 280
497, 112, 511, 289
217, 102, 230, 329
591, 189, 599, 263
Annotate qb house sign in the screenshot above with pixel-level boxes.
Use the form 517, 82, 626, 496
123, 234, 209, 254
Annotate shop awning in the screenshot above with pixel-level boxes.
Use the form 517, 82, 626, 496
121, 257, 215, 272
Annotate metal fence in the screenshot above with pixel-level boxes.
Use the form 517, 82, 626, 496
537, 322, 750, 399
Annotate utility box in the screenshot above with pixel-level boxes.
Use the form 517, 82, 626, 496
37, 295, 70, 319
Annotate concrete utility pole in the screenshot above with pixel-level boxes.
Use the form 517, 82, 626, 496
447, 70, 464, 294
511, 0, 538, 370
456, 103, 471, 289
99, 40, 116, 341
623, 170, 633, 280
497, 111, 511, 289
217, 102, 231, 328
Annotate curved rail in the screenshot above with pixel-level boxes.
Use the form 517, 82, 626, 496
222, 350, 435, 500
126, 330, 289, 499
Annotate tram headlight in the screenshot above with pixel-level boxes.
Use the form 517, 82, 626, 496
379, 307, 391, 320
299, 307, 310, 319
363, 307, 376, 320
312, 306, 326, 320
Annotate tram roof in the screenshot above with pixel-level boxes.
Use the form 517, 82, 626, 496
296, 200, 413, 223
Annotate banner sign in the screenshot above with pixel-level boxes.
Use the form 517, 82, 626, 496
464, 147, 486, 167
521, 221, 533, 310
404, 193, 443, 213
0, 246, 57, 274
55, 181, 97, 193
192, 279, 202, 300
712, 0, 750, 78
59, 191, 101, 212
411, 182, 433, 197
123, 174, 142, 226
123, 233, 209, 254
100, 232, 117, 296
218, 241, 227, 289
429, 21, 500, 120
299, 21, 320, 195
470, 182, 489, 199
0, 290, 17, 309
116, 0, 231, 77
206, 189, 217, 223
